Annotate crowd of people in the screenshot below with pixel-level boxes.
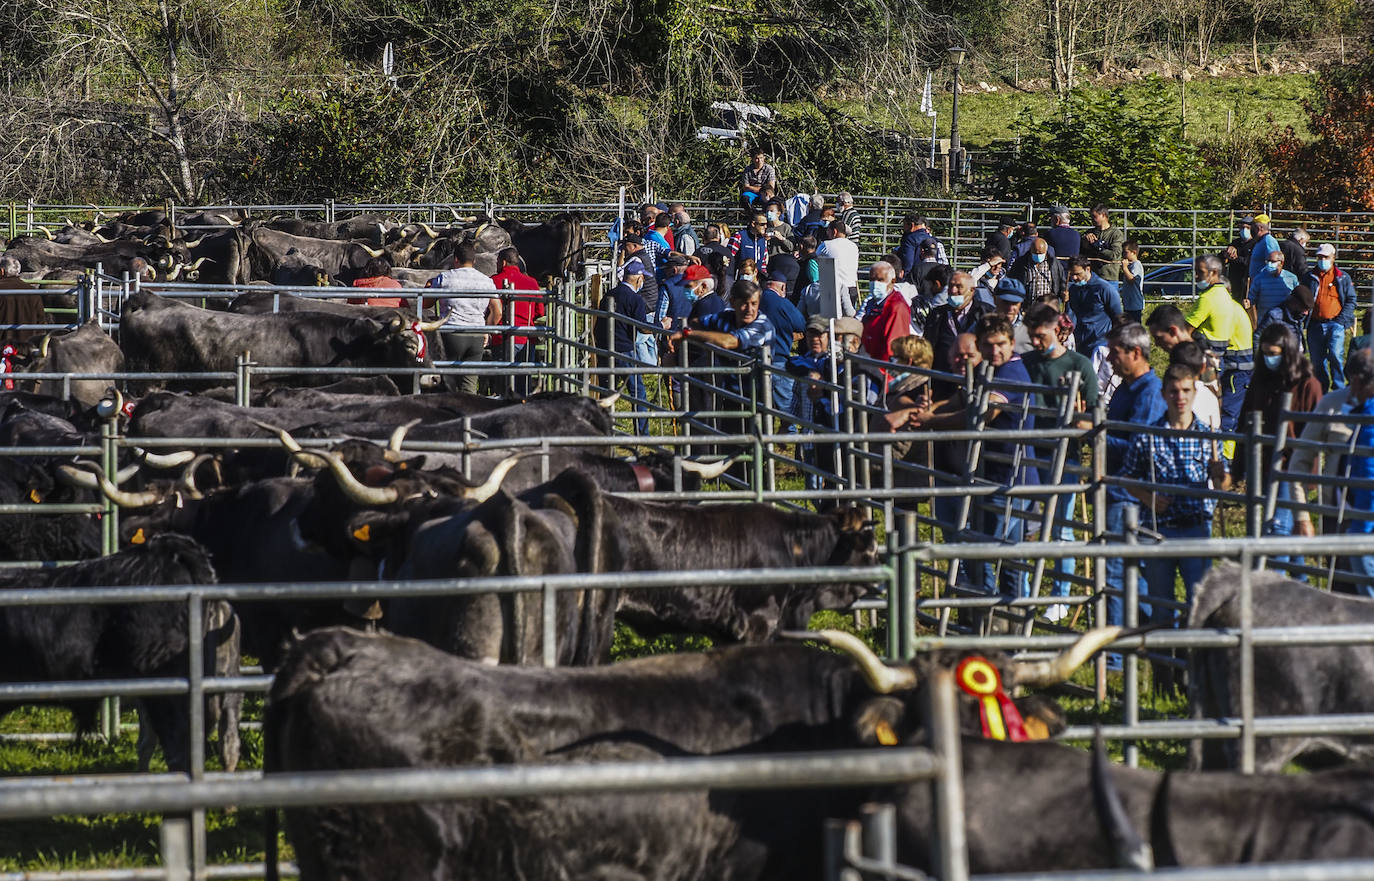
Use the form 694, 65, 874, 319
596, 176, 1374, 634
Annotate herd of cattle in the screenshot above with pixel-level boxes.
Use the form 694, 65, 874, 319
1, 207, 584, 287
1, 210, 1374, 878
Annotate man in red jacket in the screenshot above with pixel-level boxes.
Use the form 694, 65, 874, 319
861, 261, 910, 365
490, 247, 545, 395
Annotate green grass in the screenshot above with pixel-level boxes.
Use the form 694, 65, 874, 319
823, 72, 1316, 148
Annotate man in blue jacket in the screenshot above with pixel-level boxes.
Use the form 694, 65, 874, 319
761, 271, 806, 423
1307, 243, 1360, 391
1066, 257, 1122, 371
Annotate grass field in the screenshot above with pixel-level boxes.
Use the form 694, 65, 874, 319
825, 72, 1316, 148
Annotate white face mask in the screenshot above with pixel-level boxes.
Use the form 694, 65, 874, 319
869, 280, 886, 299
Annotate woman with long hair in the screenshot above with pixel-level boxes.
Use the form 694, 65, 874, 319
1227, 322, 1323, 575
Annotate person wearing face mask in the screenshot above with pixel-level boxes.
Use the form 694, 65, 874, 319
1287, 348, 1374, 588
1256, 284, 1313, 353
1008, 237, 1067, 304
763, 201, 795, 258
923, 270, 989, 397
1022, 301, 1100, 621
1219, 323, 1322, 578
1247, 213, 1282, 290
1225, 215, 1256, 303
1066, 257, 1123, 373
593, 258, 652, 434
1183, 253, 1254, 432
860, 261, 909, 363
1246, 249, 1297, 319
1306, 243, 1358, 391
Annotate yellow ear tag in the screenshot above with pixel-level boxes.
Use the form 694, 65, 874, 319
28, 489, 41, 503
130, 528, 146, 544
1023, 717, 1050, 741
352, 524, 372, 542
874, 721, 899, 746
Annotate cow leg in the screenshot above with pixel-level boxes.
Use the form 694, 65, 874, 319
205, 602, 243, 772
136, 696, 190, 772
135, 704, 157, 772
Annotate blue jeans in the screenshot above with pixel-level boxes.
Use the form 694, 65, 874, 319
1141, 522, 1212, 626
972, 495, 1030, 597
771, 371, 796, 427
1309, 321, 1347, 391
1219, 369, 1251, 433
1335, 549, 1374, 598
1266, 482, 1305, 579
1105, 499, 1145, 627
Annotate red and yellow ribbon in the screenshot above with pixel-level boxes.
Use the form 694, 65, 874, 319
956, 656, 1029, 742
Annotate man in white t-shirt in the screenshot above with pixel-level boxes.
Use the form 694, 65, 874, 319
815, 220, 860, 317
427, 240, 501, 394
1168, 341, 1221, 429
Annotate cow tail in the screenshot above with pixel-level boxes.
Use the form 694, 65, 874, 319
264, 805, 280, 881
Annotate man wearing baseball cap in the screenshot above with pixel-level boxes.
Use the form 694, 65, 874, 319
1247, 213, 1281, 290
1307, 243, 1359, 390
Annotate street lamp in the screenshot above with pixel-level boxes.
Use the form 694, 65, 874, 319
947, 46, 966, 180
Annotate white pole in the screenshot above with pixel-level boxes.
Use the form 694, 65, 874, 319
929, 112, 938, 168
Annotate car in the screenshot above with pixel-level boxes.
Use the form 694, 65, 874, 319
696, 101, 774, 143
1142, 257, 1196, 301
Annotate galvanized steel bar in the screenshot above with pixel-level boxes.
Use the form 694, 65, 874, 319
0, 750, 939, 819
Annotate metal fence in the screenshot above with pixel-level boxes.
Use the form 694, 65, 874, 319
6, 196, 1373, 288
5, 270, 1374, 878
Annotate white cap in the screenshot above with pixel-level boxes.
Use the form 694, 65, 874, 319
1316, 243, 1336, 258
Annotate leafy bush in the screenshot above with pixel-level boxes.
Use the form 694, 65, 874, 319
990, 80, 1228, 209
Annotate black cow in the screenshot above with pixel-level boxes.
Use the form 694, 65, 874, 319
0, 534, 238, 772
262, 626, 1138, 881
118, 291, 433, 391
262, 213, 394, 245
1189, 563, 1374, 771
15, 320, 124, 408
291, 393, 614, 444
182, 229, 251, 286
246, 228, 388, 283
496, 213, 584, 285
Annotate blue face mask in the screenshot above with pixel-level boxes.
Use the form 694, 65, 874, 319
1195, 279, 1211, 292
1031, 252, 1046, 264
949, 294, 965, 307
1268, 262, 1282, 274
1263, 353, 1282, 371
767, 211, 779, 222
1071, 278, 1087, 287
1318, 258, 1333, 272
869, 280, 886, 300
1241, 227, 1252, 241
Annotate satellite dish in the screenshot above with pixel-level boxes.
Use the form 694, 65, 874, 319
382, 42, 395, 76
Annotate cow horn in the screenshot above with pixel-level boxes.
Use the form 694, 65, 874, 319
423, 240, 437, 254
136, 448, 197, 468
188, 256, 209, 270
38, 334, 51, 359
95, 232, 113, 243
165, 263, 183, 281
313, 448, 400, 506
462, 451, 533, 503
183, 235, 206, 248
38, 225, 54, 240
388, 419, 422, 453
362, 245, 385, 258
597, 392, 621, 410
179, 453, 215, 501
782, 630, 917, 694
419, 222, 439, 239
57, 463, 164, 508
678, 456, 738, 479
114, 462, 142, 484
416, 316, 446, 332
212, 213, 240, 227
1010, 626, 1123, 687
55, 464, 99, 489
252, 420, 330, 469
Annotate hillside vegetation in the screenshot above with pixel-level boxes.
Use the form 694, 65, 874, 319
0, 0, 1363, 207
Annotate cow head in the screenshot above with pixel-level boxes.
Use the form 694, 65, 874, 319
788, 627, 1121, 745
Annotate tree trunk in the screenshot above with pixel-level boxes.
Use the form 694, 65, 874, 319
158, 0, 196, 201
1251, 23, 1260, 75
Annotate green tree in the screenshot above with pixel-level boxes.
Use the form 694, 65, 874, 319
992, 80, 1226, 209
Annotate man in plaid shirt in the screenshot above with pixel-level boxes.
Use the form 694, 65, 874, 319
1121, 363, 1227, 626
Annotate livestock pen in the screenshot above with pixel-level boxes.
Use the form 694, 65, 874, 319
0, 259, 1372, 878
